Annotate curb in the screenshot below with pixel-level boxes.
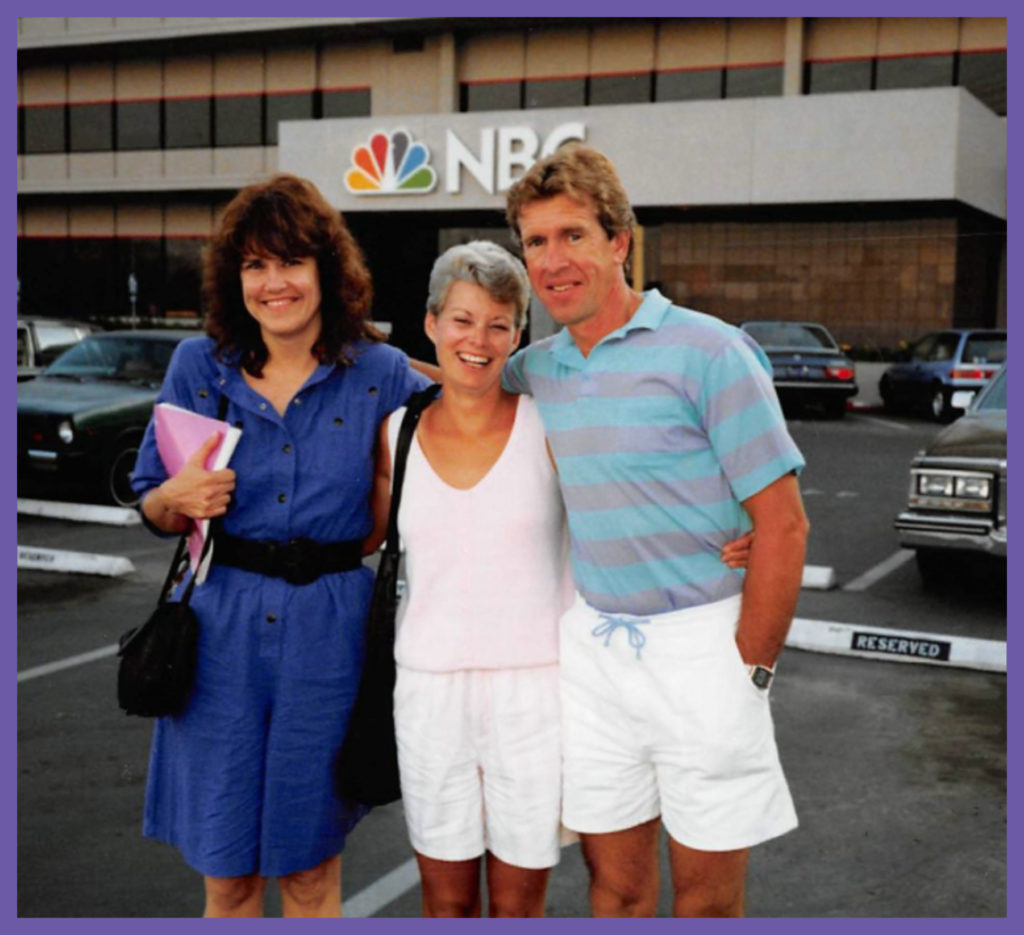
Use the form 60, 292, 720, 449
786, 617, 1005, 673
17, 498, 140, 526
17, 545, 135, 577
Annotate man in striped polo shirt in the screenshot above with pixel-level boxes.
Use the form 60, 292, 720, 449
502, 144, 809, 918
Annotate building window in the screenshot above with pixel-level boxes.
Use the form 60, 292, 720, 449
266, 91, 315, 146
165, 238, 204, 314
117, 238, 165, 318
214, 94, 262, 147
461, 80, 522, 112
69, 102, 113, 153
117, 100, 161, 150
165, 97, 211, 149
17, 238, 72, 314
806, 59, 873, 95
589, 73, 652, 106
322, 87, 371, 119
876, 53, 954, 90
70, 239, 119, 317
525, 77, 586, 109
724, 65, 783, 98
655, 69, 723, 102
23, 104, 66, 154
958, 50, 1006, 116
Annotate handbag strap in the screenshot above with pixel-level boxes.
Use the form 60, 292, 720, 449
383, 384, 441, 559
159, 392, 230, 605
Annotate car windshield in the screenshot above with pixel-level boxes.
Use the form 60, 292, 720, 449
743, 322, 838, 350
963, 335, 1006, 365
974, 368, 1007, 412
44, 335, 176, 382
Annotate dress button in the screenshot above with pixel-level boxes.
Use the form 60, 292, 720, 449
333, 417, 344, 427
294, 397, 302, 406
259, 402, 268, 411
282, 443, 292, 453
266, 613, 277, 623
278, 493, 287, 504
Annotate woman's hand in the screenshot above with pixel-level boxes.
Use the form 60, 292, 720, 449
142, 432, 236, 533
720, 531, 754, 569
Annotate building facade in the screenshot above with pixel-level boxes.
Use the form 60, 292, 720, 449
17, 16, 1006, 358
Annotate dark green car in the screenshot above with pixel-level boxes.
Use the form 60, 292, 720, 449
17, 329, 200, 507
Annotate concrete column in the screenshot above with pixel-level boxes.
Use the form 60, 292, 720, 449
783, 17, 804, 96
437, 31, 458, 114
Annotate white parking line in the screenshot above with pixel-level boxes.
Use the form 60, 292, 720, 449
343, 857, 419, 917
847, 413, 912, 431
843, 549, 916, 591
17, 545, 135, 577
17, 644, 119, 683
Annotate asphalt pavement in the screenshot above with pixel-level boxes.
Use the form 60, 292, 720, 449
16, 397, 1007, 918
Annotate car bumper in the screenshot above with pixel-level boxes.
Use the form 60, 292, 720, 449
895, 511, 1006, 558
775, 382, 858, 400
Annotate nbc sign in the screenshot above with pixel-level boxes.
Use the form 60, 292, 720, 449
343, 123, 585, 196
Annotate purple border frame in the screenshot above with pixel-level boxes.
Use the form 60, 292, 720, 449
11, 2, 1014, 930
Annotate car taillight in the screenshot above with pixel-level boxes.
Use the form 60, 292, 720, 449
950, 368, 991, 380
825, 366, 854, 380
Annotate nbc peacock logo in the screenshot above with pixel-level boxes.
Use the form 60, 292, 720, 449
344, 129, 438, 196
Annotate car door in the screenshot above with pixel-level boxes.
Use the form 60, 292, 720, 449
889, 333, 937, 404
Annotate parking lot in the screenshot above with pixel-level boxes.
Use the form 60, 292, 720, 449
16, 409, 1007, 918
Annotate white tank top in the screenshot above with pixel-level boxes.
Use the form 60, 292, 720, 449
388, 394, 572, 672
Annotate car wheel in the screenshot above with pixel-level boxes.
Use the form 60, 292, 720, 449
915, 548, 954, 587
106, 441, 141, 507
929, 385, 952, 422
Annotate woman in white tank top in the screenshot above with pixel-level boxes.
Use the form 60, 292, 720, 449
371, 242, 751, 918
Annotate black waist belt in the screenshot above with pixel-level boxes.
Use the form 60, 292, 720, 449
213, 532, 363, 585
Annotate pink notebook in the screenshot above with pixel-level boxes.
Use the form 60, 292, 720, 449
153, 402, 242, 584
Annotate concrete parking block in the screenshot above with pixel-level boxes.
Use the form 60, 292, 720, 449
17, 545, 135, 577
17, 498, 141, 526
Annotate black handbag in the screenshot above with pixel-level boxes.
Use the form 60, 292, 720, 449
335, 383, 441, 806
117, 394, 226, 718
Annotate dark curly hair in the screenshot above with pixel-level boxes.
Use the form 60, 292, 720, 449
203, 173, 382, 375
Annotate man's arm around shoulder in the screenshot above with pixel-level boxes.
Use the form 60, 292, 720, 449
735, 473, 809, 667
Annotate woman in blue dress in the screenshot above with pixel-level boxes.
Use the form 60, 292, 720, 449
131, 174, 429, 917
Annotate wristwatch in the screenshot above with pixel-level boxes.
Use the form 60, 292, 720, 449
747, 663, 775, 690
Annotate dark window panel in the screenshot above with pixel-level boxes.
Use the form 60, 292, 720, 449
589, 73, 652, 106
807, 59, 872, 95
655, 69, 722, 102
876, 53, 954, 90
725, 65, 783, 98
462, 81, 522, 112
165, 238, 204, 314
322, 88, 371, 118
23, 105, 66, 154
214, 94, 262, 147
525, 77, 585, 109
266, 91, 314, 145
165, 97, 211, 149
69, 238, 119, 318
117, 238, 165, 318
958, 50, 1006, 115
69, 102, 113, 153
17, 238, 72, 314
117, 100, 161, 150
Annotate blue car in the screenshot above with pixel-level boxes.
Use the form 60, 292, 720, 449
879, 329, 1006, 422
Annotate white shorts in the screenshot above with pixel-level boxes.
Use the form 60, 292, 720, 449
559, 593, 798, 851
394, 664, 562, 869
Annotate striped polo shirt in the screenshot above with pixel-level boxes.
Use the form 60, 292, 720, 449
503, 289, 805, 616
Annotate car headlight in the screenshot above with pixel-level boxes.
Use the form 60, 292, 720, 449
910, 469, 993, 512
57, 420, 74, 444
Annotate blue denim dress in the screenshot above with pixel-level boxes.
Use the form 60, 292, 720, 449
131, 336, 428, 877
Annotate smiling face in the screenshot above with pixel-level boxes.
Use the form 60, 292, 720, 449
426, 280, 521, 396
239, 252, 323, 346
517, 192, 631, 338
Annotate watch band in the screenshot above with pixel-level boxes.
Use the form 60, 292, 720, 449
747, 663, 775, 690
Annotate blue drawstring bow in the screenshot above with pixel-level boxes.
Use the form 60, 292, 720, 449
591, 613, 651, 660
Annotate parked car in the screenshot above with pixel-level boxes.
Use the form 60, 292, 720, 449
894, 364, 1006, 586
739, 320, 857, 418
17, 329, 199, 507
17, 315, 98, 380
878, 328, 1006, 422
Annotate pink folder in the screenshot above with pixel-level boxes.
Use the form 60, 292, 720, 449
153, 402, 242, 584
